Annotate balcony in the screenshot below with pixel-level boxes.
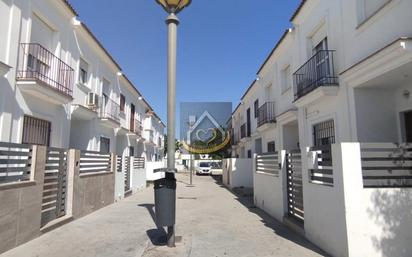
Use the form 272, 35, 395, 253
16, 43, 74, 104
293, 50, 338, 105
98, 97, 120, 128
257, 102, 276, 129
130, 119, 143, 137
0, 61, 11, 76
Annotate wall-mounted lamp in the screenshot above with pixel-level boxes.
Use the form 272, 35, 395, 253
117, 71, 123, 76
138, 96, 143, 100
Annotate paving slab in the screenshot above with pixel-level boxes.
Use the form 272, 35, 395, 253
0, 174, 327, 257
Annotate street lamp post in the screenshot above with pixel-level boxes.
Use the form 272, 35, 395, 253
155, 0, 191, 248
187, 120, 195, 185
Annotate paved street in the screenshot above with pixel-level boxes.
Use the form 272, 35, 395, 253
0, 174, 326, 257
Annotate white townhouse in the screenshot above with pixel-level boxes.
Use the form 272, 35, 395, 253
233, 0, 412, 157
230, 0, 412, 256
0, 0, 164, 161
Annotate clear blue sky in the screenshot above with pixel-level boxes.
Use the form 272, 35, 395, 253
69, 0, 301, 123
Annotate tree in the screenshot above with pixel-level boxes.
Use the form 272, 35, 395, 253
163, 135, 182, 156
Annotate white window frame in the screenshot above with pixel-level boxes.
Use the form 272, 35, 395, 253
280, 65, 292, 94
78, 57, 89, 86
357, 0, 392, 26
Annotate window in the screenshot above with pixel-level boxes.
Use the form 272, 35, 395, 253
267, 141, 276, 153
254, 99, 259, 118
247, 150, 252, 158
120, 94, 125, 112
22, 116, 51, 146
79, 58, 88, 85
129, 147, 134, 157
281, 65, 292, 93
100, 137, 110, 154
358, 0, 391, 23
102, 78, 110, 95
313, 119, 335, 147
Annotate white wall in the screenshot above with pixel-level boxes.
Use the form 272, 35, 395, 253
222, 158, 253, 189
337, 143, 412, 257
130, 157, 146, 192
253, 152, 286, 221
301, 144, 350, 257
146, 161, 166, 182
354, 88, 398, 142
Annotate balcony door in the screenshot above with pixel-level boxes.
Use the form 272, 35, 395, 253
29, 15, 54, 83
246, 108, 251, 137
130, 104, 135, 132
313, 38, 330, 83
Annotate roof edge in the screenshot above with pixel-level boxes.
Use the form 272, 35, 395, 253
290, 0, 307, 22
257, 29, 292, 75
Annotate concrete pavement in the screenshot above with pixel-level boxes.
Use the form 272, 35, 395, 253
0, 174, 327, 257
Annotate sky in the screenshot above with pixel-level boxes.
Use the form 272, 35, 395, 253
69, 0, 301, 124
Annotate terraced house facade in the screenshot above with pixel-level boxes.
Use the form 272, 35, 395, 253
229, 0, 412, 256
0, 0, 165, 161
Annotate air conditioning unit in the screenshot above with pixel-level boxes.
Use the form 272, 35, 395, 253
86, 92, 98, 108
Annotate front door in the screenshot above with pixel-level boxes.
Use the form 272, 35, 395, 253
404, 111, 412, 142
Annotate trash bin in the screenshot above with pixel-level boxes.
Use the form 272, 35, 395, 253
154, 177, 176, 227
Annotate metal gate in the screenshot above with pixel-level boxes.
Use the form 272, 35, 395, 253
286, 150, 304, 223
41, 147, 67, 227
124, 156, 131, 194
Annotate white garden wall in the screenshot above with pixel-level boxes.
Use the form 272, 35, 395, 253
130, 157, 146, 192
146, 161, 165, 182
253, 152, 286, 222
222, 158, 253, 189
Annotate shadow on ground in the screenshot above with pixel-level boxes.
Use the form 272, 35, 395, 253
210, 175, 329, 257
138, 204, 167, 246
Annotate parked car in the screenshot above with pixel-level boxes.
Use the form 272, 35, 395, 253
196, 162, 212, 175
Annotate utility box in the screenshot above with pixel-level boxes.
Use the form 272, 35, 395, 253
154, 169, 177, 227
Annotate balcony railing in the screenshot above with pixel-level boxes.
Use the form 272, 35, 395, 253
17, 43, 74, 96
257, 102, 276, 127
240, 123, 248, 139
293, 50, 338, 100
98, 97, 120, 123
132, 119, 143, 136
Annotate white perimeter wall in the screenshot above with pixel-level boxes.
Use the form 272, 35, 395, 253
253, 152, 286, 222
146, 161, 165, 181
223, 158, 253, 189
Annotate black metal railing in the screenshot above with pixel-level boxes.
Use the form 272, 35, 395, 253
132, 119, 142, 136
240, 123, 248, 139
17, 43, 74, 96
293, 50, 338, 100
98, 97, 120, 123
257, 102, 276, 127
